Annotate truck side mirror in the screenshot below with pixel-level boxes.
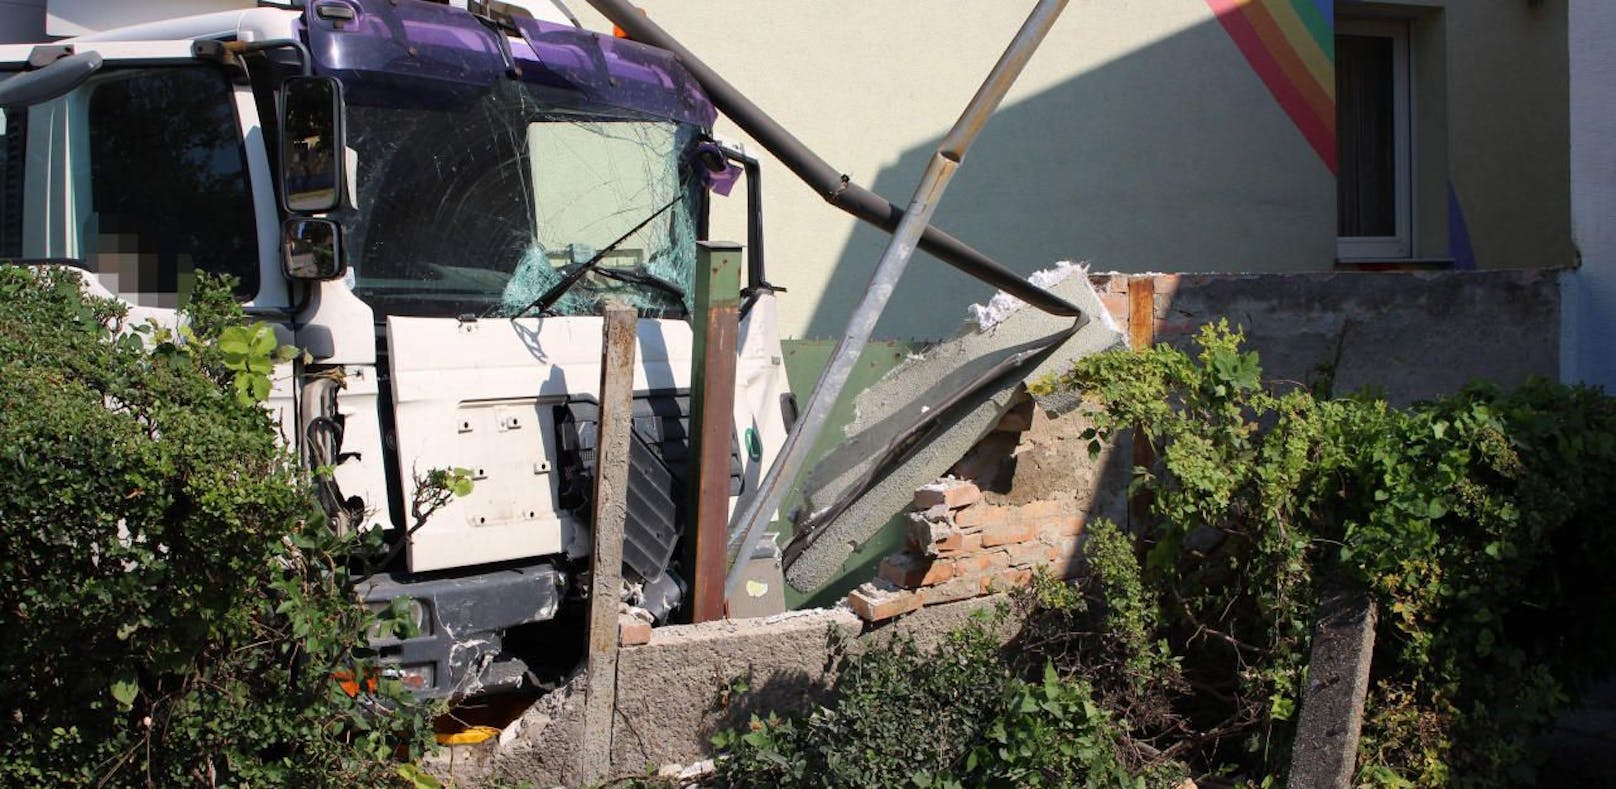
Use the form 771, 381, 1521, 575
282, 218, 345, 281
280, 76, 345, 213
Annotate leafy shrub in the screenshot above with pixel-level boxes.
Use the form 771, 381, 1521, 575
0, 266, 433, 786
1028, 321, 1616, 786
711, 619, 1188, 789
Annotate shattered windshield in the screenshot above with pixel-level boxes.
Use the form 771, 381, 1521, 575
335, 81, 703, 319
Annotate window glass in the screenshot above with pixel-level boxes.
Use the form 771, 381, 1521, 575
84, 67, 257, 304
333, 80, 701, 319
1337, 34, 1397, 238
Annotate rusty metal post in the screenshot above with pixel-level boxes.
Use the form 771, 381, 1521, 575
688, 242, 742, 622
576, 299, 637, 783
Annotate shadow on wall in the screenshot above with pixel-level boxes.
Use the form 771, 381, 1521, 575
804, 15, 1336, 341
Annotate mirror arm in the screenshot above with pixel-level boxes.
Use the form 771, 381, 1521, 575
195, 39, 313, 77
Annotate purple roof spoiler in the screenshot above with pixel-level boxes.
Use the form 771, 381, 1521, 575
302, 0, 716, 127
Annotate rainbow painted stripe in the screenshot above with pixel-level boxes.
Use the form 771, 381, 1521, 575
1206, 0, 1337, 174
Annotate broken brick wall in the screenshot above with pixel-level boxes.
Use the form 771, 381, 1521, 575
849, 268, 1563, 621
849, 397, 1133, 621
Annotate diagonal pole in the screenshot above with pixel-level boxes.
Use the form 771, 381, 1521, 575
723, 0, 1073, 601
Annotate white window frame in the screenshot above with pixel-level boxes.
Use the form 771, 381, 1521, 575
1336, 19, 1413, 261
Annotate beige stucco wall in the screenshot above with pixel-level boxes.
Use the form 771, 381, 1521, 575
1437, 0, 1570, 270
574, 0, 1332, 339
568, 0, 1569, 340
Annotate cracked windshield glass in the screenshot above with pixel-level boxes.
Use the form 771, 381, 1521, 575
335, 81, 701, 319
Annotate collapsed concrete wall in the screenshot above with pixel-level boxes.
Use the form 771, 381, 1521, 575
448, 267, 1564, 785
430, 599, 1019, 787
1093, 269, 1562, 406
844, 267, 1563, 622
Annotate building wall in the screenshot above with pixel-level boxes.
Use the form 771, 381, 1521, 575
1565, 0, 1616, 389
0, 1, 1572, 340
0, 0, 46, 43
569, 0, 1570, 340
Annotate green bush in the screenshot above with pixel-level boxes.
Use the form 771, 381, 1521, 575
1028, 321, 1616, 786
0, 266, 433, 786
711, 619, 1188, 789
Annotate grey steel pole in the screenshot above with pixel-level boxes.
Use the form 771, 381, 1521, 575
724, 0, 1071, 601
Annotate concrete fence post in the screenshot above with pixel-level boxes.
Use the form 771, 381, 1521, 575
576, 299, 637, 784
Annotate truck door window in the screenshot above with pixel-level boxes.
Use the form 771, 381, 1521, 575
83, 67, 257, 305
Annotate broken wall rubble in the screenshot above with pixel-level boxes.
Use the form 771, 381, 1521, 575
447, 267, 1564, 785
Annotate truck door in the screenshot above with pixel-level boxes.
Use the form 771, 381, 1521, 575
0, 58, 294, 432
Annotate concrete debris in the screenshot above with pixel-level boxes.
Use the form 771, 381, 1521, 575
969, 261, 1085, 330
1287, 590, 1378, 789
787, 268, 1123, 591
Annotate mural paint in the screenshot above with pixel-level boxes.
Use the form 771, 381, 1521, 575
1448, 182, 1479, 270
1206, 0, 1337, 174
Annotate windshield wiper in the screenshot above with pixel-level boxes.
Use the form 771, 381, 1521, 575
592, 266, 685, 303
509, 193, 685, 318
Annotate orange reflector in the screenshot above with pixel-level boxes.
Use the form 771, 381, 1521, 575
612, 6, 648, 38
332, 669, 378, 697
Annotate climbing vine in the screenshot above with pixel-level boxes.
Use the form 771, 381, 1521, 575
1030, 321, 1616, 786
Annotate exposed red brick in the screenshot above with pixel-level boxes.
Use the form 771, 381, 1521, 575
1100, 293, 1130, 325
1018, 499, 1066, 521
954, 549, 1012, 576
981, 519, 1038, 548
913, 480, 982, 510
619, 614, 652, 647
879, 552, 956, 588
980, 569, 1034, 594
938, 531, 984, 556
1004, 540, 1051, 568
847, 584, 925, 622
955, 504, 1008, 531
1037, 517, 1085, 542
1153, 274, 1181, 296
924, 575, 984, 605
1154, 319, 1199, 338
1045, 538, 1084, 578
1089, 274, 1129, 295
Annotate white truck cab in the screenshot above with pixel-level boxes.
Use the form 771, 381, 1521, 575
0, 0, 791, 697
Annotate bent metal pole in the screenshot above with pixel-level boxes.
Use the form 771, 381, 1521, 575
582, 0, 1082, 320
722, 0, 1072, 601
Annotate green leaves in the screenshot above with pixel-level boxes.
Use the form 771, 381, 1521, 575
0, 268, 432, 786
109, 671, 138, 710
217, 323, 289, 406
1036, 320, 1616, 788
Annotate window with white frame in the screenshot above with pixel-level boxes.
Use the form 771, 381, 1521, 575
1336, 19, 1412, 260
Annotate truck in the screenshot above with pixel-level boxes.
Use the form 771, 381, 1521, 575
0, 0, 794, 698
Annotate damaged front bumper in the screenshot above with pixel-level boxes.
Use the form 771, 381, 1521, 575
362, 560, 566, 698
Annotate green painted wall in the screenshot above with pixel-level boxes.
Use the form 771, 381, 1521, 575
776, 338, 925, 609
